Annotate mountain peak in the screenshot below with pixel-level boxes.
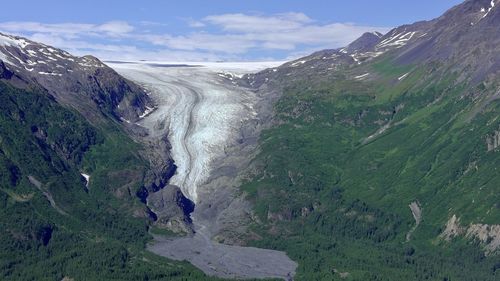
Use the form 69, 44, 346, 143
343, 31, 385, 54
0, 32, 154, 123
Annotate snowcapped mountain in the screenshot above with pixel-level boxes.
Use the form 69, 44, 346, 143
0, 32, 153, 123
246, 0, 499, 89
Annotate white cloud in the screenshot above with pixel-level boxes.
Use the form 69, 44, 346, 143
0, 21, 133, 38
139, 33, 257, 54
139, 21, 169, 27
135, 14, 389, 55
187, 20, 205, 28
96, 21, 134, 35
203, 12, 312, 33
0, 14, 391, 61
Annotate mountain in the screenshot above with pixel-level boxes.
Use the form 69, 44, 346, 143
235, 0, 500, 280
1, 0, 499, 280
0, 34, 209, 280
249, 0, 498, 87
0, 31, 186, 223
0, 32, 153, 123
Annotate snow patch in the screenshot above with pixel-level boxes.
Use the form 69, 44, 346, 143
0, 51, 14, 66
398, 72, 410, 80
38, 71, 62, 76
81, 173, 90, 187
0, 33, 30, 48
290, 60, 307, 67
350, 54, 360, 63
120, 117, 131, 124
354, 73, 370, 80
139, 106, 155, 118
481, 0, 496, 18
376, 31, 416, 49
78, 61, 105, 68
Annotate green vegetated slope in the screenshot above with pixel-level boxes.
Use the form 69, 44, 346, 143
241, 56, 500, 280
0, 81, 223, 281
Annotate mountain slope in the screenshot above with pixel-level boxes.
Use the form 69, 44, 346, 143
0, 35, 216, 280
0, 32, 153, 123
239, 0, 500, 280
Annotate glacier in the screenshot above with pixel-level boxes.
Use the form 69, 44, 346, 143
108, 62, 272, 202
108, 61, 297, 279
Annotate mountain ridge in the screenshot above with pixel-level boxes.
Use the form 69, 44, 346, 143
0, 30, 210, 280
0, 0, 499, 280
0, 32, 154, 124
230, 0, 500, 279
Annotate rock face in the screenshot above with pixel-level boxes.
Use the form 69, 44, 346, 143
466, 224, 500, 253
342, 32, 383, 54
486, 128, 500, 151
0, 32, 154, 124
0, 60, 13, 79
394, 0, 499, 81
141, 134, 177, 193
441, 214, 465, 241
147, 185, 194, 234
441, 214, 500, 254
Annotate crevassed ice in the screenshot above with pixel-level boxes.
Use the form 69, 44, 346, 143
108, 62, 278, 202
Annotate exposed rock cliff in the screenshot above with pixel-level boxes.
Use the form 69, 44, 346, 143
441, 214, 500, 254
147, 185, 195, 234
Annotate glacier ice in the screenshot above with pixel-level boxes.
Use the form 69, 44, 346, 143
108, 62, 278, 202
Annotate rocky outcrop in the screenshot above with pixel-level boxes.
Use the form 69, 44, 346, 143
440, 214, 500, 254
466, 224, 500, 254
141, 134, 177, 192
486, 128, 500, 151
0, 60, 13, 79
147, 185, 194, 234
343, 32, 383, 54
441, 214, 465, 241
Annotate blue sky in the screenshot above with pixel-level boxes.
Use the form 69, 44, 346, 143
0, 0, 463, 61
